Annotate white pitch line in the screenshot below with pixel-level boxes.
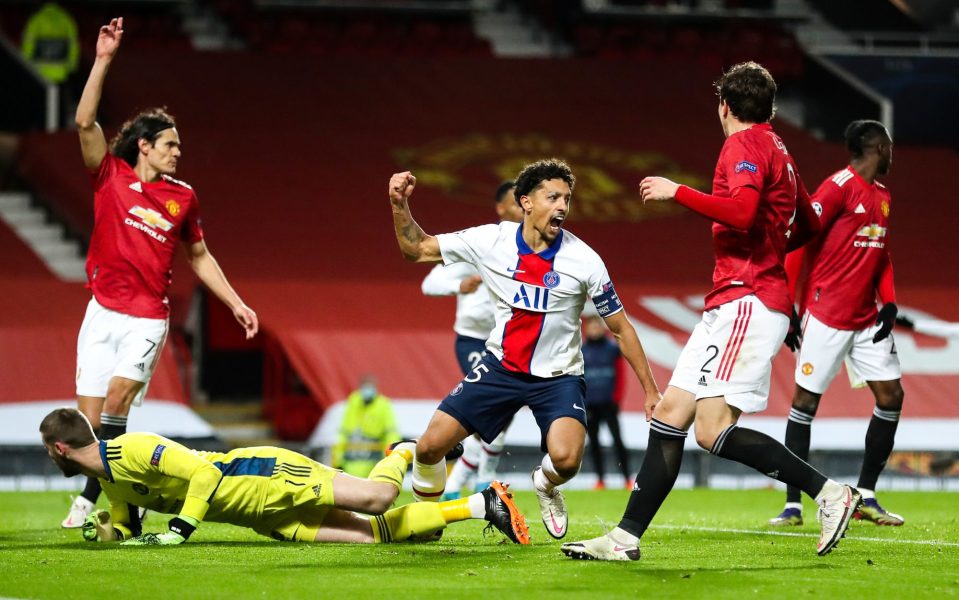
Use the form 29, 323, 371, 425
652, 524, 959, 547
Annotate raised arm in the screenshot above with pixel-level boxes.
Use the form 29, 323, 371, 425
389, 171, 442, 263
602, 310, 662, 422
76, 17, 123, 171
186, 240, 258, 339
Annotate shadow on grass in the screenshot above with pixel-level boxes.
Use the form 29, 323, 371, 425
625, 563, 836, 577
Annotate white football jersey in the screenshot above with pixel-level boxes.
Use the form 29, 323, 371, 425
436, 221, 622, 378
421, 261, 496, 340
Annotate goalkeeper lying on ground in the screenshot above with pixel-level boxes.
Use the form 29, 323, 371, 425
40, 408, 529, 546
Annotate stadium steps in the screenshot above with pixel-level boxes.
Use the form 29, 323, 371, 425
0, 192, 86, 281
193, 402, 279, 449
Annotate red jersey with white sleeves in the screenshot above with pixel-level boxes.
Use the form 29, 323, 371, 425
705, 123, 801, 316
798, 166, 893, 330
436, 222, 623, 378
86, 154, 204, 319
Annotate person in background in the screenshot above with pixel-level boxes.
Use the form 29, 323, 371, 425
21, 2, 79, 127
334, 376, 401, 477
582, 315, 632, 490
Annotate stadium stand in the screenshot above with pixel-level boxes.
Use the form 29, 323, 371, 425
9, 48, 959, 441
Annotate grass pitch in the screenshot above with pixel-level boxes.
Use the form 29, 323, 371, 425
0, 489, 957, 599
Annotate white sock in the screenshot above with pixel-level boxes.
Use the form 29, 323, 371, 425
412, 458, 447, 502
784, 502, 803, 512
73, 496, 95, 511
859, 488, 875, 500
445, 437, 481, 493
814, 479, 842, 503
534, 455, 575, 492
477, 431, 506, 482
610, 526, 639, 546
467, 492, 486, 519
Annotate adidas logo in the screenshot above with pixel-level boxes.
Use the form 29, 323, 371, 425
698, 375, 707, 386
312, 484, 323, 497
134, 362, 145, 372
854, 203, 866, 214
129, 181, 143, 193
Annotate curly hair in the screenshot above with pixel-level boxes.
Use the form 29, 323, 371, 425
514, 159, 575, 206
109, 107, 177, 167
714, 62, 777, 124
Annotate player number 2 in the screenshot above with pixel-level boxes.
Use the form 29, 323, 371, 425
700, 345, 719, 373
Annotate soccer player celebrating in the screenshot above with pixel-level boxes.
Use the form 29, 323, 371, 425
769, 120, 905, 527
389, 159, 661, 540
41, 408, 529, 545
62, 17, 258, 528
562, 62, 859, 561
421, 181, 524, 498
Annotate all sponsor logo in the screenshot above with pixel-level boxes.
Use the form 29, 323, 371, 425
513, 283, 549, 310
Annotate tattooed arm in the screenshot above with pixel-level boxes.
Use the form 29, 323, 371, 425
389, 171, 443, 263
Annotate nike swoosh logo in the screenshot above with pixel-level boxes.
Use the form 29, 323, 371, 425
549, 510, 564, 534
506, 267, 525, 273
613, 545, 633, 552
573, 403, 586, 414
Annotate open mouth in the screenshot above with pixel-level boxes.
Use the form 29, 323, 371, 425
548, 214, 565, 233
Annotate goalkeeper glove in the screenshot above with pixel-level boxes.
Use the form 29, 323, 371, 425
120, 515, 198, 546
81, 510, 119, 542
783, 307, 802, 352
873, 302, 898, 343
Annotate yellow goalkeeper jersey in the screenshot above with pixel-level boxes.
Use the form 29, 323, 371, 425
99, 433, 334, 533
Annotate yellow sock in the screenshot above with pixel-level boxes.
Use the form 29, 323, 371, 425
438, 498, 471, 523
370, 503, 447, 543
368, 451, 411, 493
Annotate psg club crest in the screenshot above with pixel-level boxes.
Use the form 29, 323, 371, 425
543, 271, 560, 289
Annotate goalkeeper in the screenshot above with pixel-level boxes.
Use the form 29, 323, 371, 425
40, 408, 529, 546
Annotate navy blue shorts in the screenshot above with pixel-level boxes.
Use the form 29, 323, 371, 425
454, 334, 487, 376
438, 354, 587, 451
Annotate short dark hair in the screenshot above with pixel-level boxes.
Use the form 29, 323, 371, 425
39, 408, 96, 448
494, 180, 515, 204
514, 159, 575, 206
110, 107, 177, 167
714, 62, 777, 124
844, 120, 890, 158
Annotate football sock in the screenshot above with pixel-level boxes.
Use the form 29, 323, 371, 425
80, 477, 101, 504
412, 457, 446, 502
99, 414, 127, 440
712, 425, 827, 498
534, 454, 575, 492
858, 407, 900, 491
618, 420, 687, 538
437, 493, 486, 523
477, 432, 506, 484
368, 450, 412, 494
445, 437, 481, 495
784, 407, 815, 504
370, 503, 448, 543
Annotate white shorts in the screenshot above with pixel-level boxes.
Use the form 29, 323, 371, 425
669, 294, 788, 414
795, 311, 901, 395
76, 298, 168, 403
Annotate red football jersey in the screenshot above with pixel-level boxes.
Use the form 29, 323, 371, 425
86, 154, 204, 319
705, 123, 800, 315
799, 166, 892, 330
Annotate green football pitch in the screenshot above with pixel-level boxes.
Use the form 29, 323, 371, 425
1, 489, 956, 599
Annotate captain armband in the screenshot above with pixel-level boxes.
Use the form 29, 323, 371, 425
592, 282, 623, 317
